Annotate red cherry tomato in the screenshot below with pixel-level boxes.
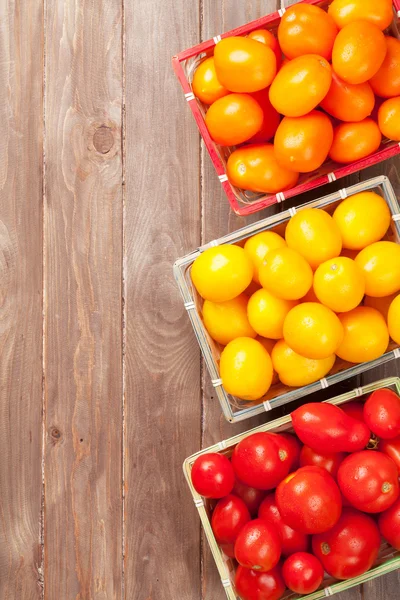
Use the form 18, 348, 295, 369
248, 89, 281, 143
279, 432, 302, 471
235, 564, 286, 600
341, 400, 365, 422
291, 403, 370, 453
232, 432, 292, 490
276, 466, 342, 534
338, 450, 399, 513
312, 508, 381, 580
259, 493, 310, 557
233, 480, 267, 516
379, 436, 400, 474
235, 518, 282, 572
299, 445, 347, 478
211, 495, 251, 557
363, 388, 400, 439
282, 552, 324, 594
191, 453, 235, 498
378, 497, 400, 550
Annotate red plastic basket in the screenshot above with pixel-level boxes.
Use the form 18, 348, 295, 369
173, 0, 400, 216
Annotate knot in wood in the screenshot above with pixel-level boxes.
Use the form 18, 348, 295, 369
50, 427, 62, 440
93, 126, 114, 154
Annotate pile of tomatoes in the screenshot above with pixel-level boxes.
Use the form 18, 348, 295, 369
191, 1, 400, 195
191, 190, 400, 401
191, 388, 400, 599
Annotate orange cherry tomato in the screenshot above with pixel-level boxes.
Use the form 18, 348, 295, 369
248, 89, 281, 143
320, 71, 375, 123
249, 29, 282, 69
192, 57, 230, 105
214, 36, 277, 93
269, 54, 332, 117
205, 93, 263, 146
227, 144, 300, 194
329, 119, 382, 164
332, 21, 387, 85
278, 4, 338, 61
370, 37, 400, 99
274, 110, 333, 173
378, 97, 400, 141
328, 0, 393, 31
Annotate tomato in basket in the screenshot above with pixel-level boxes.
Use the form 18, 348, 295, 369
232, 432, 292, 490
363, 388, 400, 440
279, 432, 301, 471
211, 495, 251, 558
312, 508, 381, 580
282, 552, 324, 595
235, 518, 281, 572
258, 494, 310, 557
378, 497, 400, 551
299, 446, 347, 478
191, 453, 235, 498
276, 466, 342, 535
338, 451, 400, 513
235, 564, 286, 600
379, 436, 400, 474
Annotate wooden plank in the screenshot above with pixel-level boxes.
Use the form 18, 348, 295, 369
123, 1, 202, 599
43, 1, 123, 597
0, 1, 44, 598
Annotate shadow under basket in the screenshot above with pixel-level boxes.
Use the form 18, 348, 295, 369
174, 175, 400, 423
183, 377, 400, 600
173, 0, 400, 216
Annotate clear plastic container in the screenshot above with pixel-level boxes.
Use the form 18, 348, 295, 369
174, 175, 400, 423
183, 377, 400, 600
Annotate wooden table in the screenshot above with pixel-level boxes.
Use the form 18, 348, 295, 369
1, 0, 400, 598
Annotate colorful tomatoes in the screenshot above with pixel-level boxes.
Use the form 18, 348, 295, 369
312, 508, 381, 580
332, 21, 387, 85
300, 446, 347, 478
338, 451, 399, 513
276, 466, 342, 534
235, 565, 286, 600
363, 388, 400, 440
258, 494, 310, 557
378, 497, 400, 551
205, 93, 263, 146
282, 552, 324, 594
329, 119, 382, 164
227, 144, 299, 194
192, 57, 230, 105
321, 72, 375, 122
235, 518, 281, 571
278, 4, 338, 61
274, 111, 333, 173
214, 36, 277, 93
269, 54, 332, 117
211, 495, 251, 557
328, 0, 393, 31
191, 453, 235, 498
232, 432, 292, 490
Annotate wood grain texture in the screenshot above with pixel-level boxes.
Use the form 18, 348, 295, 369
123, 1, 202, 600
0, 1, 44, 598
44, 1, 123, 597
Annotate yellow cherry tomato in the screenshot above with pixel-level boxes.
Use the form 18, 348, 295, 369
283, 302, 344, 360
336, 307, 389, 363
202, 294, 256, 346
272, 339, 336, 387
388, 294, 400, 345
192, 57, 230, 105
313, 257, 365, 313
247, 288, 297, 340
259, 247, 313, 301
355, 241, 400, 298
220, 337, 273, 401
244, 231, 287, 284
191, 244, 253, 302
